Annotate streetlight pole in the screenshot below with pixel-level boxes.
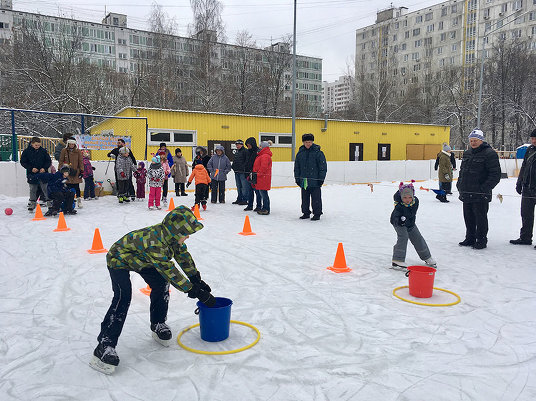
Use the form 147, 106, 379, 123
291, 0, 297, 161
477, 9, 526, 128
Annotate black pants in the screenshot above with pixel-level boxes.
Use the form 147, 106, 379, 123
195, 183, 209, 205
520, 195, 536, 241
97, 267, 169, 348
67, 183, 80, 198
211, 181, 225, 202
84, 176, 95, 199
175, 183, 186, 196
463, 201, 489, 243
301, 187, 322, 216
162, 179, 168, 199
117, 180, 129, 197
50, 190, 75, 212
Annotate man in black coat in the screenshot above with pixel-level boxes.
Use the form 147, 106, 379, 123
457, 129, 501, 249
108, 138, 136, 200
243, 137, 259, 211
510, 129, 536, 246
231, 139, 248, 205
294, 133, 327, 221
20, 137, 52, 211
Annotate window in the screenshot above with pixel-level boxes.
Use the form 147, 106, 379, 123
412, 52, 420, 60
532, 26, 536, 34
452, 43, 458, 51
499, 32, 507, 40
0, 22, 9, 29
513, 0, 522, 10
437, 46, 443, 54
362, 43, 366, 50
394, 22, 399, 29
119, 53, 127, 59
451, 4, 457, 13
484, 8, 491, 18
440, 33, 446, 41
403, 20, 408, 27
362, 32, 367, 39
467, 26, 476, 36
415, 39, 422, 47
427, 24, 434, 32
393, 34, 397, 41
413, 64, 421, 71
512, 29, 522, 37
441, 7, 448, 16
416, 15, 423, 23
148, 129, 196, 146
401, 43, 407, 50
401, 67, 406, 75
404, 54, 409, 61
405, 31, 410, 38
529, 11, 536, 20
440, 58, 445, 66
259, 133, 292, 147
439, 21, 444, 30
452, 17, 459, 26
424, 37, 432, 46
413, 28, 421, 36
450, 31, 456, 39
501, 3, 508, 12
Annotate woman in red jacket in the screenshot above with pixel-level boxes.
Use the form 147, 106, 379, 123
252, 141, 273, 215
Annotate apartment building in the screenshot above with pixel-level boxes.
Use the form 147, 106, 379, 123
355, 0, 536, 96
322, 75, 353, 113
0, 0, 322, 114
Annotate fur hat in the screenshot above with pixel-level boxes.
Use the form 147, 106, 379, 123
302, 133, 314, 142
443, 143, 451, 152
66, 139, 77, 145
399, 180, 415, 199
468, 129, 484, 141
151, 155, 160, 163
119, 147, 129, 155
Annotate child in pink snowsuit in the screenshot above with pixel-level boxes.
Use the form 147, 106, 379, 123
133, 162, 147, 200
147, 156, 165, 210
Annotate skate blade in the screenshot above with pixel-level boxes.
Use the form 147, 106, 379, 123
152, 331, 171, 347
389, 265, 407, 272
89, 355, 116, 375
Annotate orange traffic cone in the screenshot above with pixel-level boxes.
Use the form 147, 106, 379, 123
327, 243, 351, 273
167, 197, 175, 211
193, 204, 203, 220
239, 215, 256, 236
31, 204, 46, 221
140, 285, 151, 295
87, 228, 108, 254
53, 212, 71, 232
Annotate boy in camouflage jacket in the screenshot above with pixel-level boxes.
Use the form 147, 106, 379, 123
91, 206, 215, 374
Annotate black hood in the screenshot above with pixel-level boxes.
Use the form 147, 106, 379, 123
245, 137, 257, 149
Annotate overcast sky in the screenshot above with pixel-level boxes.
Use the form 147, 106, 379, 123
16, 0, 440, 81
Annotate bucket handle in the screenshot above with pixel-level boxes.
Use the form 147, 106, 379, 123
405, 270, 410, 277
194, 307, 200, 315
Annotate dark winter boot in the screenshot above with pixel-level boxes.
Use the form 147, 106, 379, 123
311, 215, 321, 221
472, 241, 487, 250
90, 343, 119, 374
299, 214, 310, 219
44, 209, 58, 217
151, 322, 172, 347
458, 238, 475, 247
509, 238, 532, 245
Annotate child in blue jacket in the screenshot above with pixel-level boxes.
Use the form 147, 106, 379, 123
37, 166, 77, 216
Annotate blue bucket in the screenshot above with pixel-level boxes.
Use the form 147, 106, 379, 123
196, 297, 232, 342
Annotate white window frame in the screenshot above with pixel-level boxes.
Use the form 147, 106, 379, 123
147, 128, 197, 146
259, 132, 292, 148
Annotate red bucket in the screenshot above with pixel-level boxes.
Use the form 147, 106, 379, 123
406, 265, 436, 298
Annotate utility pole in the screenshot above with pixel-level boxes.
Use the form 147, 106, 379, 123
291, 0, 297, 161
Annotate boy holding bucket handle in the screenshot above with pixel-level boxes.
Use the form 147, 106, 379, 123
390, 181, 437, 270
91, 206, 215, 375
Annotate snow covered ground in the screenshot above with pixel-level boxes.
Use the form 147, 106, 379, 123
1, 179, 536, 401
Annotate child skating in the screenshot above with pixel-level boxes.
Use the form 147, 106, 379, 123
187, 163, 211, 211
115, 147, 135, 203
133, 161, 147, 201
90, 206, 215, 374
147, 156, 165, 210
390, 181, 436, 270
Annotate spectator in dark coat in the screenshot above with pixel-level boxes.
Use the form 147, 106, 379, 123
37, 166, 76, 216
243, 137, 260, 211
20, 137, 52, 211
510, 129, 536, 246
108, 138, 136, 200
231, 139, 248, 205
294, 133, 327, 221
457, 129, 501, 249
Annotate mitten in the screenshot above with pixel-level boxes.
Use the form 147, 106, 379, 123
189, 272, 211, 293
516, 182, 522, 195
186, 181, 191, 188
445, 174, 450, 181
187, 286, 216, 307
120, 172, 126, 178
399, 216, 406, 226
92, 167, 96, 171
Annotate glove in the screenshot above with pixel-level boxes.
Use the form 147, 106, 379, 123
187, 286, 216, 307
120, 172, 126, 178
92, 167, 96, 171
186, 181, 191, 188
78, 173, 83, 179
516, 182, 522, 195
189, 272, 211, 293
399, 216, 406, 226
445, 174, 450, 181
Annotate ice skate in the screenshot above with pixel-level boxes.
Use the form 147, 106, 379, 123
156, 205, 162, 210
77, 197, 83, 208
44, 209, 58, 217
27, 201, 36, 212
151, 322, 172, 347
424, 257, 437, 268
89, 343, 119, 375
202, 203, 207, 211
390, 261, 408, 271
148, 206, 155, 210
162, 197, 167, 205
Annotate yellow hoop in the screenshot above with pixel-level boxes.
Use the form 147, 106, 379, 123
393, 286, 461, 307
177, 320, 261, 355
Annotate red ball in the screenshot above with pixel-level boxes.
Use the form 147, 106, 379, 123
5, 208, 13, 216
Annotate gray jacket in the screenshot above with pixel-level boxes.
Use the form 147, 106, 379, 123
207, 151, 232, 181
115, 154, 135, 180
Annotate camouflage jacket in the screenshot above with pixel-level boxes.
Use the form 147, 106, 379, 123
106, 206, 204, 292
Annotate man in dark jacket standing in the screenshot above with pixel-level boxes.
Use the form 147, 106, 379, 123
231, 139, 248, 205
294, 133, 327, 220
20, 137, 52, 211
510, 129, 536, 246
457, 129, 501, 249
243, 137, 259, 211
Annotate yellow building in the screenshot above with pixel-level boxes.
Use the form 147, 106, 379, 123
89, 107, 450, 162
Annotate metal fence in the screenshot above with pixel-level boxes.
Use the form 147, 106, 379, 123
0, 107, 148, 161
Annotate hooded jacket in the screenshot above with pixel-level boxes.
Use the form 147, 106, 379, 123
252, 146, 273, 190
148, 162, 165, 188
20, 145, 52, 184
188, 164, 211, 185
106, 206, 204, 292
115, 154, 136, 181
294, 143, 327, 189
457, 142, 501, 203
171, 155, 189, 183
517, 144, 536, 196
437, 151, 453, 183
59, 145, 84, 185
232, 145, 248, 173
390, 191, 419, 228
207, 146, 232, 181
244, 137, 258, 177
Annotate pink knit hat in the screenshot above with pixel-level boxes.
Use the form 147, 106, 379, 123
399, 180, 415, 198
